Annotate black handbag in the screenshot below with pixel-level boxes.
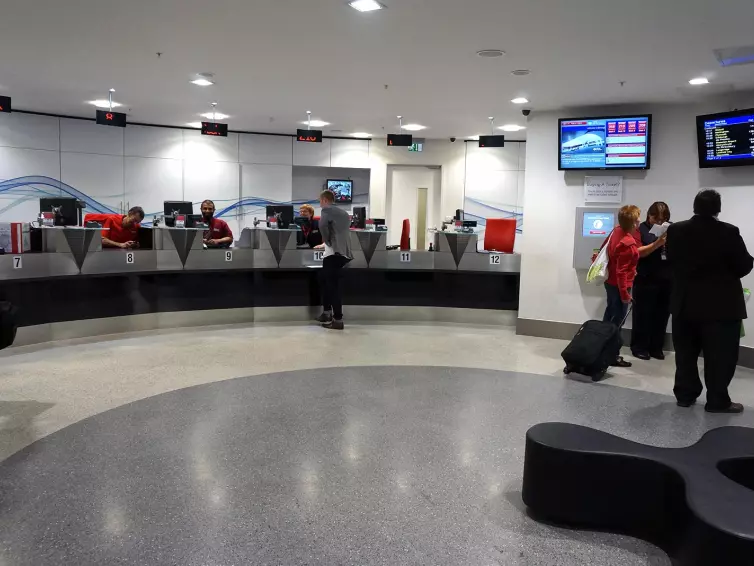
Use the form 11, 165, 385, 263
0, 301, 19, 350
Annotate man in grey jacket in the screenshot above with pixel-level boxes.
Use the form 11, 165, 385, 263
316, 190, 353, 330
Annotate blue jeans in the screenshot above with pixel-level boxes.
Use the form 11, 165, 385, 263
603, 283, 628, 326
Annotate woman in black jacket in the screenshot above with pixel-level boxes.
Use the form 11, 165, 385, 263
631, 202, 671, 360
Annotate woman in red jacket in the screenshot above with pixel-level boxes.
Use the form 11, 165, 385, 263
602, 205, 641, 367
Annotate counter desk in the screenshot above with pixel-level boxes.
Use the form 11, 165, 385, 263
0, 227, 521, 346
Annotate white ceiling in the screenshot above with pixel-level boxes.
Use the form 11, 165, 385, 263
2, 0, 754, 140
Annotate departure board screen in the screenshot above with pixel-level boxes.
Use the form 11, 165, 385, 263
697, 109, 754, 168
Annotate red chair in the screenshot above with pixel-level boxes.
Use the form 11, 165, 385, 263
484, 218, 517, 253
400, 219, 410, 250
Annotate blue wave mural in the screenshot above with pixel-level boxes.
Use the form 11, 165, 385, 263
0, 175, 315, 224
463, 196, 524, 234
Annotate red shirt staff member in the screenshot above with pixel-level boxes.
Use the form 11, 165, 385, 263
85, 206, 144, 249
200, 200, 233, 247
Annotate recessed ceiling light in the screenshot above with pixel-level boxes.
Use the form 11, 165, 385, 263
186, 122, 203, 128
511, 69, 531, 76
476, 49, 505, 58
89, 99, 122, 109
499, 124, 526, 132
689, 77, 709, 85
349, 0, 384, 12
201, 112, 229, 120
511, 97, 529, 104
301, 120, 330, 128
402, 124, 426, 131
191, 78, 214, 87
351, 132, 372, 137
467, 136, 480, 141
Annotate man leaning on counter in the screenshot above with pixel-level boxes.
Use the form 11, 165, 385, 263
86, 206, 145, 249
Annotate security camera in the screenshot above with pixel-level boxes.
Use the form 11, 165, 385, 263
450, 137, 457, 142
522, 109, 531, 117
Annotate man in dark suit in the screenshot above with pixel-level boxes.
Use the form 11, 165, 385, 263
666, 190, 753, 413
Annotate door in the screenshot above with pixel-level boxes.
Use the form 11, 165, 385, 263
416, 187, 428, 250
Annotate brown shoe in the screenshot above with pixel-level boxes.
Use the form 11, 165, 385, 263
705, 402, 744, 414
323, 318, 344, 330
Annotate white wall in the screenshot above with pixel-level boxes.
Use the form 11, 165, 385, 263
0, 113, 526, 248
519, 94, 754, 344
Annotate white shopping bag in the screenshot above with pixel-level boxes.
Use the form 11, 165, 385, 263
586, 232, 612, 285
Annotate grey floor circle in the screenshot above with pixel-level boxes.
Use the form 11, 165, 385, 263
1, 366, 750, 565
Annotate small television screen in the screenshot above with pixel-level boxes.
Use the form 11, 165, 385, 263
387, 134, 413, 147
696, 108, 754, 168
201, 121, 228, 137
327, 179, 353, 203
559, 115, 651, 170
582, 212, 615, 238
479, 135, 505, 148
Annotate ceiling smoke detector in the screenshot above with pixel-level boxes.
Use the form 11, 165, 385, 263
476, 49, 505, 58
511, 69, 531, 76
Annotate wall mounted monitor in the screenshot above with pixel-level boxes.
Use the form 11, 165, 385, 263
479, 135, 505, 148
327, 179, 353, 203
696, 108, 754, 168
0, 95, 10, 113
559, 115, 652, 170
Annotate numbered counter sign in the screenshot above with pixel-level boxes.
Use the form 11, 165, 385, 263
13, 256, 22, 269
126, 252, 135, 264
225, 251, 233, 262
400, 252, 411, 263
314, 251, 324, 261
489, 254, 501, 265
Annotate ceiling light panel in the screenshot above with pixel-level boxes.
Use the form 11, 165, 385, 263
191, 78, 214, 86
499, 125, 526, 132
349, 0, 384, 12
511, 97, 529, 104
89, 99, 122, 108
688, 77, 709, 85
200, 112, 229, 120
301, 120, 330, 128
351, 132, 372, 137
402, 124, 426, 131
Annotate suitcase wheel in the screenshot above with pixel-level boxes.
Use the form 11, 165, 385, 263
563, 366, 572, 375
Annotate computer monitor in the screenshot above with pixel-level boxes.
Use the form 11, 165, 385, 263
164, 201, 194, 217
39, 197, 84, 226
351, 206, 367, 229
265, 205, 294, 229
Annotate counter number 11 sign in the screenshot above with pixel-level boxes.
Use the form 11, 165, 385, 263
400, 252, 411, 263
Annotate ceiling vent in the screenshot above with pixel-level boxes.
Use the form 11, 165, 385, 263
476, 49, 505, 58
714, 45, 754, 67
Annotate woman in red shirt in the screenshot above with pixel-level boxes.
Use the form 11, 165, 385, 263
602, 205, 641, 367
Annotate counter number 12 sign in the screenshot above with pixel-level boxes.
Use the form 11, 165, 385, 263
489, 254, 501, 265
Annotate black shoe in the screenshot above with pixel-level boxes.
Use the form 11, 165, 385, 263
650, 351, 666, 360
676, 399, 696, 408
323, 318, 344, 330
610, 357, 632, 368
315, 311, 333, 323
705, 402, 744, 414
632, 350, 651, 361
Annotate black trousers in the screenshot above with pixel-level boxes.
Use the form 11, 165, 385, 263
672, 319, 740, 410
320, 254, 350, 319
630, 279, 671, 354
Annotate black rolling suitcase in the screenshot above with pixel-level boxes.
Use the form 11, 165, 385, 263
0, 301, 18, 351
562, 307, 631, 382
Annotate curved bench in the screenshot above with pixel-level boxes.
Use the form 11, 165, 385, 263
522, 423, 754, 566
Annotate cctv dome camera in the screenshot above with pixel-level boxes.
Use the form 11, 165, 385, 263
522, 109, 531, 117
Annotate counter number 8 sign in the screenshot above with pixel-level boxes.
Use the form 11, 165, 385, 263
126, 252, 135, 264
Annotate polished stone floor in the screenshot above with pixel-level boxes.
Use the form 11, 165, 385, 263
0, 324, 753, 565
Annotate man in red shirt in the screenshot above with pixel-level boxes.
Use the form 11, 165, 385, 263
85, 206, 144, 249
200, 200, 233, 248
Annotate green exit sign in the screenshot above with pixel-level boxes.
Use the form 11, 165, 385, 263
408, 142, 423, 152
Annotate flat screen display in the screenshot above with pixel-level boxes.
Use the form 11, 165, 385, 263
696, 108, 754, 168
559, 115, 651, 170
582, 212, 615, 238
201, 121, 228, 137
96, 110, 127, 128
387, 134, 413, 147
327, 179, 353, 203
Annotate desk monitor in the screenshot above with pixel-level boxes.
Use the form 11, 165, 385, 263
39, 197, 84, 226
137, 227, 153, 250
327, 179, 353, 203
265, 205, 294, 229
164, 201, 194, 217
